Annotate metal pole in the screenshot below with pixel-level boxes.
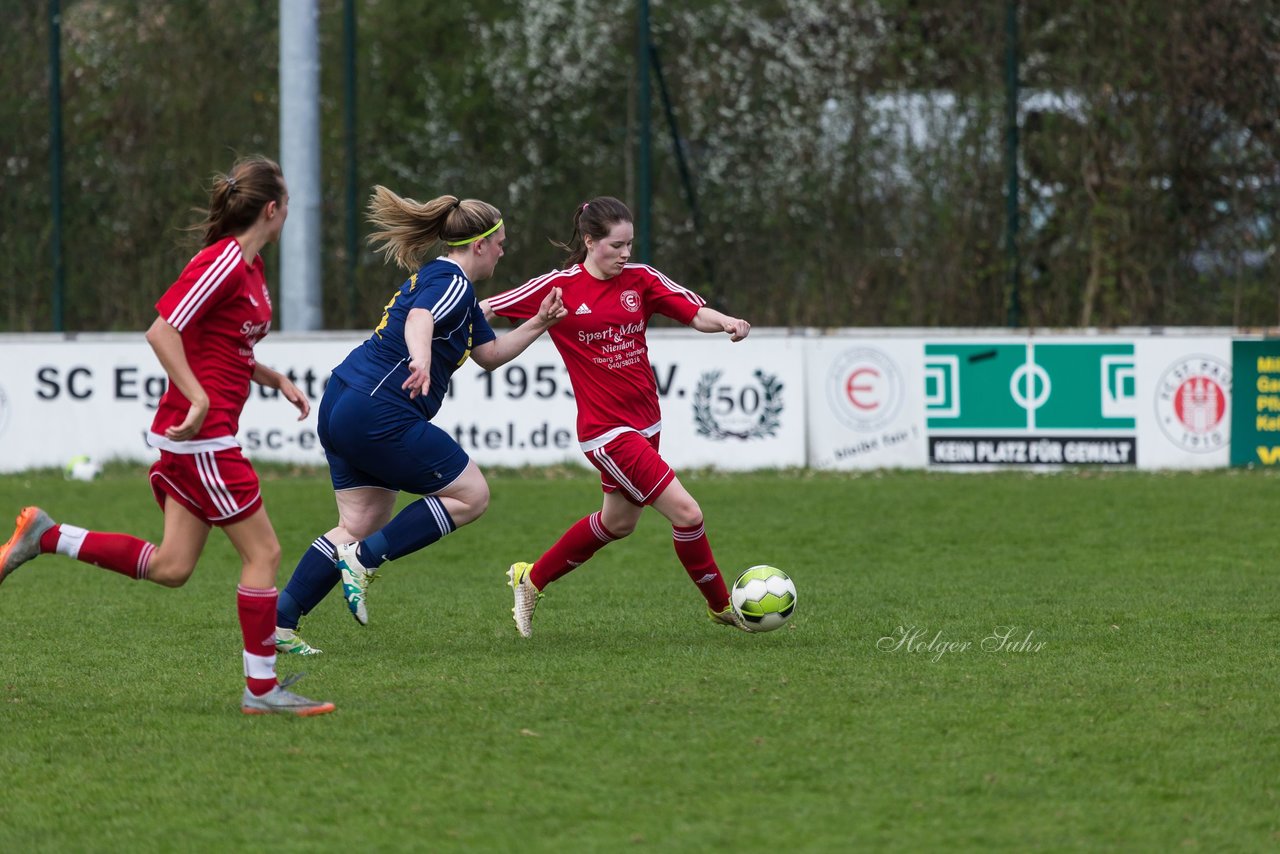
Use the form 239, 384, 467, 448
635, 0, 652, 263
649, 43, 715, 297
650, 44, 702, 234
1003, 0, 1021, 327
49, 0, 65, 332
343, 0, 358, 321
279, 0, 323, 331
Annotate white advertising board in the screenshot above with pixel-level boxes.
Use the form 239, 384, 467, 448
801, 330, 1236, 471
0, 331, 807, 473
0, 335, 351, 473
427, 332, 806, 470
805, 336, 928, 469
1134, 337, 1231, 469
0, 329, 1238, 473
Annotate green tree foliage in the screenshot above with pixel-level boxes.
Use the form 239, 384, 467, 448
2, 0, 1276, 331
2, 0, 278, 331
1019, 1, 1280, 327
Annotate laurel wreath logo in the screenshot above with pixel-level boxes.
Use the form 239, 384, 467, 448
693, 370, 784, 440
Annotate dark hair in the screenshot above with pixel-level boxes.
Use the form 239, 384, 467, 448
365, 186, 502, 271
552, 196, 633, 268
196, 155, 285, 246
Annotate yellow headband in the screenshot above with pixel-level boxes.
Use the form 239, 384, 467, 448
445, 219, 504, 246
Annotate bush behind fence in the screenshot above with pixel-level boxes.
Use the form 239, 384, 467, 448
2, 0, 1276, 332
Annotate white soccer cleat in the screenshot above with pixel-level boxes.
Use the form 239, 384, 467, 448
336, 541, 374, 626
507, 561, 541, 638
275, 627, 322, 656
0, 507, 55, 585
241, 673, 335, 716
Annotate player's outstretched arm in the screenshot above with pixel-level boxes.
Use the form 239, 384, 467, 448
690, 307, 751, 342
472, 287, 566, 370
145, 316, 209, 440
252, 363, 310, 421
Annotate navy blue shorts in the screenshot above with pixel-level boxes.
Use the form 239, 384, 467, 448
317, 377, 470, 495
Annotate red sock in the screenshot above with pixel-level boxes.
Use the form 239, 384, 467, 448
673, 522, 730, 611
237, 586, 278, 696
40, 524, 155, 580
529, 512, 617, 589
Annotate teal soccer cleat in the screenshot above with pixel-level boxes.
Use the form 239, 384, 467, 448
336, 542, 375, 626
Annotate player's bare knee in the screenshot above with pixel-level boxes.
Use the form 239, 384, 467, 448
264, 541, 282, 572
148, 558, 197, 588
447, 481, 490, 527
472, 488, 490, 520
670, 502, 703, 528
453, 496, 488, 527
602, 515, 638, 538
338, 512, 387, 540
328, 524, 361, 542
152, 573, 187, 589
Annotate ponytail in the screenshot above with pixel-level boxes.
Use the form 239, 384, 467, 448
366, 186, 502, 271
193, 156, 284, 246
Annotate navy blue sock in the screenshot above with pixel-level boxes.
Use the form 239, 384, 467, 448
277, 536, 340, 629
358, 496, 456, 569
277, 589, 304, 630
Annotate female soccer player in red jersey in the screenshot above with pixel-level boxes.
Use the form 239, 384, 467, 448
483, 196, 753, 637
0, 156, 334, 715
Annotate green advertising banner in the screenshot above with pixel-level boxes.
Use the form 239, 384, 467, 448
925, 341, 1138, 465
1231, 339, 1280, 466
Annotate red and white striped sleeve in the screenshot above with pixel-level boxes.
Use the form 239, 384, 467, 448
155, 238, 243, 331
487, 267, 575, 320
632, 263, 704, 323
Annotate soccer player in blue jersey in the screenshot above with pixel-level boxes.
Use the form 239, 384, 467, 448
273, 186, 565, 653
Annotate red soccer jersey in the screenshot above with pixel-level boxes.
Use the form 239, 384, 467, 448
488, 263, 704, 445
148, 236, 272, 452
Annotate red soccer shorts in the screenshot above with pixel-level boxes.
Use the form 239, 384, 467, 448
149, 448, 263, 526
587, 430, 675, 507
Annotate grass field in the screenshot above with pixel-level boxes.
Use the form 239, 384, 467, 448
1, 464, 1278, 850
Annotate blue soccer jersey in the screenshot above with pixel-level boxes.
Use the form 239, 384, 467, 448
331, 257, 495, 421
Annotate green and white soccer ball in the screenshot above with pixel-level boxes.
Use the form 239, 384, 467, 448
65, 455, 102, 482
730, 565, 797, 632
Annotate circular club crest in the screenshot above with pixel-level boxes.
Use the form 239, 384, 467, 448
826, 348, 903, 432
1155, 355, 1230, 452
619, 290, 641, 312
